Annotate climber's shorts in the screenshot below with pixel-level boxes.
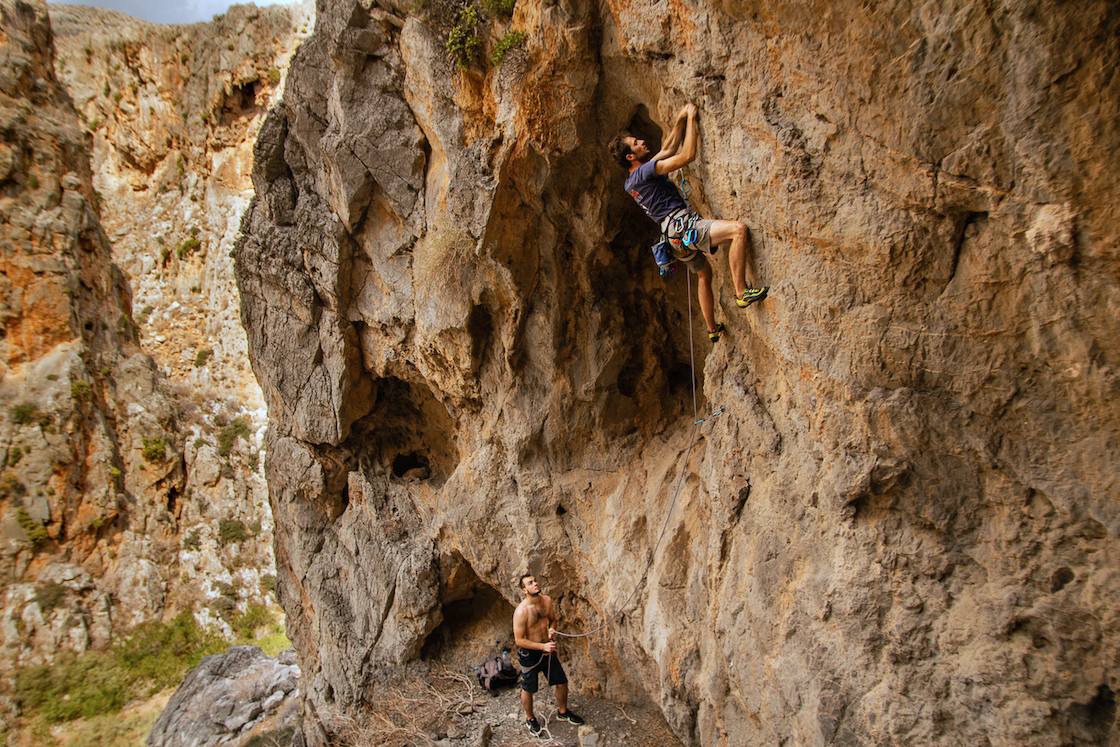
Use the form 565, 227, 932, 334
519, 648, 568, 693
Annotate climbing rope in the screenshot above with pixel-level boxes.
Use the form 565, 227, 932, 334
553, 267, 721, 641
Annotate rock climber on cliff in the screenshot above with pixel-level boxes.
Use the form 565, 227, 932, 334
609, 103, 768, 342
513, 574, 584, 736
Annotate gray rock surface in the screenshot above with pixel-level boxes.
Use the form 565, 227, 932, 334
146, 645, 301, 747
234, 0, 1119, 745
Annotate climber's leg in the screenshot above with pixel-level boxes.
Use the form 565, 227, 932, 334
697, 263, 717, 332
709, 219, 753, 296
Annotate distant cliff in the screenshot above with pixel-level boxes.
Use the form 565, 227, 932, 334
236, 0, 1120, 744
0, 0, 305, 730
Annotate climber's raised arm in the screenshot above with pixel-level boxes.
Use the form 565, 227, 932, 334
652, 104, 691, 162
654, 103, 698, 175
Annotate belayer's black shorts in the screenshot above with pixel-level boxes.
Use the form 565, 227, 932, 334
518, 648, 568, 693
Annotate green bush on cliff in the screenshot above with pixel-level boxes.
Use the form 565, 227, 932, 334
231, 603, 274, 637
446, 6, 481, 68
16, 650, 126, 722
492, 30, 525, 64
182, 528, 201, 550
218, 518, 248, 545
481, 0, 515, 16
16, 507, 47, 544
178, 237, 201, 259
72, 379, 92, 401
1, 472, 27, 500
141, 436, 167, 463
15, 612, 226, 724
217, 417, 252, 456
116, 612, 226, 691
11, 403, 41, 425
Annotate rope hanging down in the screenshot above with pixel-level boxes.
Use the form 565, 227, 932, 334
553, 268, 722, 641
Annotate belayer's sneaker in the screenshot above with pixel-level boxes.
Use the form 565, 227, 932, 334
526, 717, 542, 736
736, 286, 769, 308
708, 322, 725, 343
557, 710, 585, 725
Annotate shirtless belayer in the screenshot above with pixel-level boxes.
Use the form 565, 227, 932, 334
512, 574, 585, 736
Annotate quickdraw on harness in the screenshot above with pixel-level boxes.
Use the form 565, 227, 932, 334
668, 211, 701, 247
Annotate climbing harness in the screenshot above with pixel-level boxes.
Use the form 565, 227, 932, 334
651, 173, 704, 274
663, 209, 700, 248
553, 268, 723, 642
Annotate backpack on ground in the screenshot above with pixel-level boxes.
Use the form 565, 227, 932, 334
476, 655, 518, 693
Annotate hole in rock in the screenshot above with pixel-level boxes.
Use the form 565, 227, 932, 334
1067, 685, 1116, 745
624, 104, 666, 152
466, 304, 493, 374
348, 377, 458, 486
421, 554, 516, 671
556, 504, 567, 515
218, 81, 260, 125
339, 479, 350, 514
392, 452, 430, 479
1050, 566, 1074, 593
667, 361, 692, 394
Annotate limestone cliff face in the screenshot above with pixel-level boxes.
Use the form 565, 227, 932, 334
0, 0, 156, 658
0, 0, 304, 712
235, 0, 1120, 745
44, 2, 309, 633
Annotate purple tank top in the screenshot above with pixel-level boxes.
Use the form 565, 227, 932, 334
623, 160, 688, 222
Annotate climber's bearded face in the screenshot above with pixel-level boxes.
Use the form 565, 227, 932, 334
521, 576, 541, 597
624, 136, 650, 163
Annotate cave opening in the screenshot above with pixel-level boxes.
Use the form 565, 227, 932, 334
219, 81, 261, 125
349, 376, 459, 486
391, 452, 430, 478
420, 553, 516, 671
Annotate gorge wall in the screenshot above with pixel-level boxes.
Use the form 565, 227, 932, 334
0, 1, 306, 734
234, 0, 1120, 745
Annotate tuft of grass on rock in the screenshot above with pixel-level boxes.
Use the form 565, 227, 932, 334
414, 229, 477, 292
16, 507, 47, 544
218, 518, 248, 545
492, 30, 525, 65
217, 417, 251, 457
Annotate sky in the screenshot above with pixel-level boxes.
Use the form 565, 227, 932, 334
47, 0, 302, 26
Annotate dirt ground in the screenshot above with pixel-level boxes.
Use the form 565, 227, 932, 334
468, 685, 685, 747
335, 665, 686, 747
